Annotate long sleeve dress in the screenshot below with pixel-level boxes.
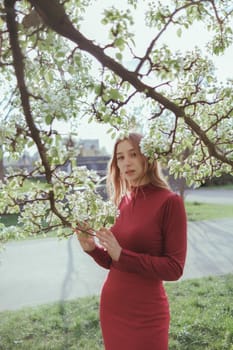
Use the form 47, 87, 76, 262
88, 183, 187, 350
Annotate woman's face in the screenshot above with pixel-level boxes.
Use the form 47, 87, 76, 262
116, 139, 149, 186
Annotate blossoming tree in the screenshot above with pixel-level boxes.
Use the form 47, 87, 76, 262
0, 0, 232, 245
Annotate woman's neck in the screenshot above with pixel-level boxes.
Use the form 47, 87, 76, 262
129, 178, 150, 188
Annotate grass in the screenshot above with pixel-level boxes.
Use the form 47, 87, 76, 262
0, 214, 19, 227
167, 274, 233, 350
184, 201, 233, 221
0, 274, 232, 350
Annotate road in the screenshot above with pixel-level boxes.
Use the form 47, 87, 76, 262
185, 187, 233, 204
0, 189, 232, 311
0, 236, 107, 311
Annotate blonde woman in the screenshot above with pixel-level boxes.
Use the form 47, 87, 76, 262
76, 132, 187, 350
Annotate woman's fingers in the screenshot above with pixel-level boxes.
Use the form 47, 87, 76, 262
96, 228, 111, 245
96, 227, 122, 261
74, 226, 96, 252
75, 225, 121, 258
75, 222, 95, 237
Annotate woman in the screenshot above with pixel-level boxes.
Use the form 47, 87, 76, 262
76, 132, 187, 350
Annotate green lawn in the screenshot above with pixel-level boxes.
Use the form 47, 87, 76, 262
0, 274, 232, 350
202, 184, 233, 190
184, 201, 233, 221
0, 214, 19, 226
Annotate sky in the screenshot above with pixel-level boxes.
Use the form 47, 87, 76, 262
69, 0, 233, 154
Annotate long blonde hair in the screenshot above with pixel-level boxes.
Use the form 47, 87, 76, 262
107, 132, 170, 205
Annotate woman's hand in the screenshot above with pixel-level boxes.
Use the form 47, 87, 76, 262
74, 223, 96, 253
96, 227, 122, 261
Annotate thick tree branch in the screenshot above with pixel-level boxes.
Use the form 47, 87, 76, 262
4, 0, 51, 182
29, 0, 183, 116
28, 0, 233, 168
4, 0, 71, 227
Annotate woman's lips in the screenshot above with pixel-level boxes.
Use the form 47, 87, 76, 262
125, 170, 135, 176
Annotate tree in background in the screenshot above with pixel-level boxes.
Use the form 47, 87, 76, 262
0, 0, 232, 243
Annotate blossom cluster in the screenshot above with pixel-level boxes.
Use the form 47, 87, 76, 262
139, 135, 159, 162
0, 166, 119, 246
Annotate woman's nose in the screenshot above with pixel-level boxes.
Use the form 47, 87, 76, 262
124, 156, 131, 166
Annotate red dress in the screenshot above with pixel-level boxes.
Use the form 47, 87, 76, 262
88, 184, 187, 350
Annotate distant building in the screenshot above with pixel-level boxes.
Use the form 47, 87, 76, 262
76, 139, 110, 179
77, 155, 110, 178
78, 139, 100, 156
4, 138, 110, 180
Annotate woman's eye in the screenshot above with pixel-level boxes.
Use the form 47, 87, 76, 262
117, 156, 123, 161
130, 152, 137, 157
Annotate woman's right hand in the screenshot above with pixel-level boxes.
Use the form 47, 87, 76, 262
74, 223, 96, 252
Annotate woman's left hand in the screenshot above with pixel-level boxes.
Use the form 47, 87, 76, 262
96, 227, 122, 261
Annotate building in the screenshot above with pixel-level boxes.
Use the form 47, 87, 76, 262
78, 139, 100, 156
77, 155, 110, 178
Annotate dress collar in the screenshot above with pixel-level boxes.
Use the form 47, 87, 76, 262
128, 182, 156, 199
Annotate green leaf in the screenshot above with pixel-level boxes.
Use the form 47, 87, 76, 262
109, 88, 121, 100
45, 115, 53, 125
177, 27, 182, 37
115, 52, 123, 61
44, 70, 53, 83
115, 37, 125, 50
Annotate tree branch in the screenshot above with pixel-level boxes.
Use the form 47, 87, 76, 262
4, 0, 72, 228
28, 0, 233, 168
4, 0, 51, 182
29, 0, 183, 115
